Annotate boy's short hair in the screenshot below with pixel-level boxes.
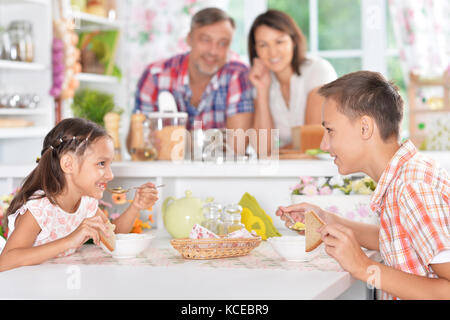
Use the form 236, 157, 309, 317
318, 71, 404, 141
190, 7, 235, 31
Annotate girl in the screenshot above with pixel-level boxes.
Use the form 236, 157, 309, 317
248, 10, 337, 151
0, 118, 158, 272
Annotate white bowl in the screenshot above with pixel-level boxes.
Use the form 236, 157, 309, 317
100, 233, 154, 259
268, 236, 318, 262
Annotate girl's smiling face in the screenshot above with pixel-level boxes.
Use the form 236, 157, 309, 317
72, 136, 115, 199
254, 25, 294, 75
320, 99, 364, 175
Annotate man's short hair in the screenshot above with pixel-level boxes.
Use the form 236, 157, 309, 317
318, 71, 404, 141
190, 7, 235, 31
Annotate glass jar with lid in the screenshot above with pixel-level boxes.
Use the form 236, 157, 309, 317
147, 111, 188, 161
8, 21, 33, 62
0, 26, 11, 60
224, 204, 244, 233
201, 202, 222, 235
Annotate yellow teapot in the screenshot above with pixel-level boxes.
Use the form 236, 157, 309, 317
162, 190, 214, 238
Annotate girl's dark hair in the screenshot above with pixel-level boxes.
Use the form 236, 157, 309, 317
4, 118, 109, 225
248, 9, 307, 76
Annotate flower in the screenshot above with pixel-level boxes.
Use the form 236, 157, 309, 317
319, 186, 332, 195
291, 176, 376, 196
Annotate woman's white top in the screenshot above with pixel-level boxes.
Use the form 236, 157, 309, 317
269, 56, 337, 147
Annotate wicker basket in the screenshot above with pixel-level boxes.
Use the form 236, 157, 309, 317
170, 236, 262, 260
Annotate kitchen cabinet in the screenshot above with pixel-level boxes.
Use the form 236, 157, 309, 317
0, 0, 53, 164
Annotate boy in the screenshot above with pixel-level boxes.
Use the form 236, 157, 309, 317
276, 71, 450, 299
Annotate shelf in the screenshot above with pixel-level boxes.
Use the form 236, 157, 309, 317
413, 109, 450, 114
76, 73, 120, 84
0, 60, 46, 71
71, 11, 123, 31
0, 126, 50, 139
0, 108, 49, 115
0, 0, 49, 5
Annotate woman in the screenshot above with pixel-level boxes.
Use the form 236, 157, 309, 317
248, 10, 337, 151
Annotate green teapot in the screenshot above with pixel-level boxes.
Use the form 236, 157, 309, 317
162, 190, 214, 238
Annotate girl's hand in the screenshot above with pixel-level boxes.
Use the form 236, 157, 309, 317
131, 182, 159, 211
249, 58, 271, 95
275, 202, 328, 229
318, 224, 371, 277
66, 215, 108, 249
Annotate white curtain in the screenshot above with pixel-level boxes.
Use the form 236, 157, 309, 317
389, 0, 450, 78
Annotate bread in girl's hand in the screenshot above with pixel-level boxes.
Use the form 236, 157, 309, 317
305, 211, 325, 252
100, 219, 116, 252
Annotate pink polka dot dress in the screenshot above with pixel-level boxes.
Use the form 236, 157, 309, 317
8, 191, 98, 257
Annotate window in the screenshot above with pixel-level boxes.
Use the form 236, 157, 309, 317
229, 0, 408, 134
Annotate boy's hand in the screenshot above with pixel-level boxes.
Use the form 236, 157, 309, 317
275, 202, 327, 229
131, 182, 159, 211
318, 224, 371, 277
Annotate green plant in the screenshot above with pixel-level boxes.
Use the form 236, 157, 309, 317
71, 88, 123, 127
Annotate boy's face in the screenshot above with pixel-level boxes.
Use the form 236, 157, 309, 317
320, 99, 364, 175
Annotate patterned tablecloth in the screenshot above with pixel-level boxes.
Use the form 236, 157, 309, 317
44, 241, 377, 273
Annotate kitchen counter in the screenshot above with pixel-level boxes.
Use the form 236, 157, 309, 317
0, 229, 381, 300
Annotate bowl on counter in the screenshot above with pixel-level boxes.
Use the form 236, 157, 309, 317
100, 233, 154, 259
267, 236, 318, 262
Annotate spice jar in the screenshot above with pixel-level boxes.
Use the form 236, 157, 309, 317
224, 204, 244, 233
129, 112, 146, 161
201, 203, 222, 235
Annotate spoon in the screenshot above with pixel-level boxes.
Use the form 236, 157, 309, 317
283, 213, 306, 232
107, 184, 165, 194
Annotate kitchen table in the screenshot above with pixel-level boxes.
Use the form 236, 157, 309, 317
0, 229, 381, 300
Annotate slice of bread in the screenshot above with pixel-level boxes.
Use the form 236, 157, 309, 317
100, 219, 116, 252
305, 211, 325, 252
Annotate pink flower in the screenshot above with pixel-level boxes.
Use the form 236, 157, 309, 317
290, 184, 302, 191
319, 186, 332, 195
301, 177, 315, 185
303, 184, 318, 196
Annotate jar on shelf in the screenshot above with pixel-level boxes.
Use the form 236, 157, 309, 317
201, 203, 222, 235
86, 0, 107, 17
147, 111, 188, 161
106, 0, 117, 21
224, 204, 244, 234
8, 21, 33, 62
0, 26, 11, 60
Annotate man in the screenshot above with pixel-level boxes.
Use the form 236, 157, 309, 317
276, 71, 450, 299
127, 7, 254, 153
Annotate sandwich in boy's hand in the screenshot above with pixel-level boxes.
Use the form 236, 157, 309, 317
305, 211, 325, 252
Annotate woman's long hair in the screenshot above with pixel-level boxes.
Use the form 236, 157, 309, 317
4, 118, 109, 225
248, 9, 308, 76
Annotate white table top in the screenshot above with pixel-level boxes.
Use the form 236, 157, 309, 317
0, 231, 381, 300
